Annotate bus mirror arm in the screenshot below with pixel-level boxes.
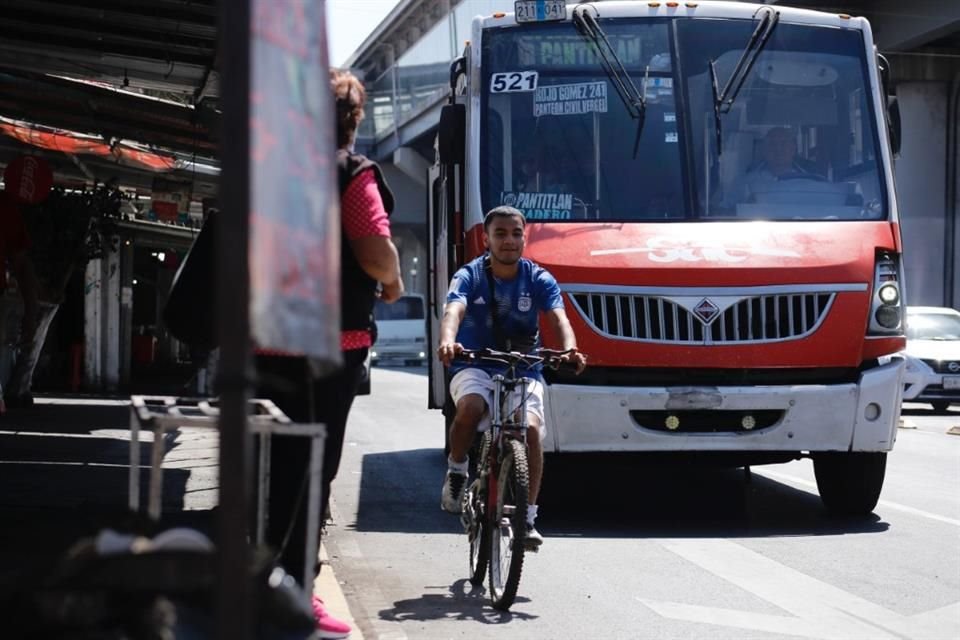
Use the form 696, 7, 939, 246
887, 96, 901, 157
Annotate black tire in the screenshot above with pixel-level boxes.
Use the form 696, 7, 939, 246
489, 438, 529, 611
931, 401, 952, 413
813, 452, 887, 516
443, 409, 453, 458
468, 431, 492, 585
442, 392, 455, 458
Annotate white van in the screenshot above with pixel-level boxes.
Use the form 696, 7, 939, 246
371, 293, 427, 366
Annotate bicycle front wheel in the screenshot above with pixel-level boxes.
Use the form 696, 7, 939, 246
488, 438, 529, 611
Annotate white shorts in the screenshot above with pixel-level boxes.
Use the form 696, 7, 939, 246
450, 367, 546, 439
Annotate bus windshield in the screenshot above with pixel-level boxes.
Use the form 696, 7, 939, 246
479, 18, 887, 222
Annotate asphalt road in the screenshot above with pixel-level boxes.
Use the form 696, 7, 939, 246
325, 366, 960, 640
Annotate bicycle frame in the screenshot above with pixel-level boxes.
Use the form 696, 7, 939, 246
483, 372, 530, 517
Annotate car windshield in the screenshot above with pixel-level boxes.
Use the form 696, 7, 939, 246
374, 296, 425, 321
907, 312, 960, 340
480, 18, 886, 222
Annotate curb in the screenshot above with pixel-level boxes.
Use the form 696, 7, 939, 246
315, 542, 364, 640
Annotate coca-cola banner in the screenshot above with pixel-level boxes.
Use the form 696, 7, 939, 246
249, 0, 340, 366
3, 155, 53, 204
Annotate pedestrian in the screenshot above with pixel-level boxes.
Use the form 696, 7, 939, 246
436, 206, 586, 548
257, 68, 404, 639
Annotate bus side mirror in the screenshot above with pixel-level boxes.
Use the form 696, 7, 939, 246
438, 104, 465, 165
887, 96, 901, 156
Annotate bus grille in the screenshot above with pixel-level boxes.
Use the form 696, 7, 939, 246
568, 291, 836, 344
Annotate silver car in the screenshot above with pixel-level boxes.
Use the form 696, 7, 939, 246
900, 306, 960, 412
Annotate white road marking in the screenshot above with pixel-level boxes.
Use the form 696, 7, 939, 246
640, 539, 960, 639
758, 468, 960, 527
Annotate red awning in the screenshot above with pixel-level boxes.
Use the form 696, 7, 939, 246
0, 121, 178, 172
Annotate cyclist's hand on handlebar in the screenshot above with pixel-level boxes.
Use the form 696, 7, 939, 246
561, 349, 588, 374
437, 342, 464, 367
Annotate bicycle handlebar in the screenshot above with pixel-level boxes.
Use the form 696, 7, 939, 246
453, 347, 582, 371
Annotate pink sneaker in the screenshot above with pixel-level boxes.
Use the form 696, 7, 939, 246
311, 595, 351, 639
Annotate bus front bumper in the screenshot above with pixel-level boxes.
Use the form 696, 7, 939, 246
545, 360, 904, 453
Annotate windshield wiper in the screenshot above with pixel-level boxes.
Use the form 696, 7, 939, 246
572, 5, 646, 157
709, 59, 723, 154
710, 6, 780, 155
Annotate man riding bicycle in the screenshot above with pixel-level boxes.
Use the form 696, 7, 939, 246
437, 206, 587, 548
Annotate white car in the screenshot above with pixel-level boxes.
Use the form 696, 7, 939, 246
900, 306, 960, 412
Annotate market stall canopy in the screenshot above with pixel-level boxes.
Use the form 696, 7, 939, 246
0, 0, 220, 191
0, 0, 219, 100
0, 71, 218, 161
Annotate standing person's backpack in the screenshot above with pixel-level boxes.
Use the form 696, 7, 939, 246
163, 212, 218, 351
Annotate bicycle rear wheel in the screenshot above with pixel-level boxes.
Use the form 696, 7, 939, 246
468, 432, 492, 585
488, 438, 529, 611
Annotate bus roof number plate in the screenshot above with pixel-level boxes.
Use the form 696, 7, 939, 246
515, 0, 567, 23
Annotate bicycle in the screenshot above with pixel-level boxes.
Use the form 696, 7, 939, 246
454, 347, 580, 611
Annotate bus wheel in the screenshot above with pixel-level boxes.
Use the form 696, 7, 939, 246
813, 452, 886, 516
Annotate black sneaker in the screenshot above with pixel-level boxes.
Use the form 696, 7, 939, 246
441, 471, 468, 513
524, 523, 543, 551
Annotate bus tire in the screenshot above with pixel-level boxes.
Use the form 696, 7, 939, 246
813, 452, 886, 516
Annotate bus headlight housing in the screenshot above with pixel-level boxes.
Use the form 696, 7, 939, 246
868, 251, 904, 335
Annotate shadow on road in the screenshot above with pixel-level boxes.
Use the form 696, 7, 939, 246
353, 447, 460, 535
539, 455, 888, 538
378, 578, 537, 625
0, 398, 130, 435
354, 448, 888, 538
901, 403, 958, 417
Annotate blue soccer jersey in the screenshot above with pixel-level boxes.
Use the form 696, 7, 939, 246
446, 255, 564, 375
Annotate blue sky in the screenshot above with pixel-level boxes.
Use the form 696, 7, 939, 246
327, 0, 402, 67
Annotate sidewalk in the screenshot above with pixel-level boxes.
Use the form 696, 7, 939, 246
0, 395, 363, 638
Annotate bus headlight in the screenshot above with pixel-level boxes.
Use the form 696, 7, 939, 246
878, 283, 899, 305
